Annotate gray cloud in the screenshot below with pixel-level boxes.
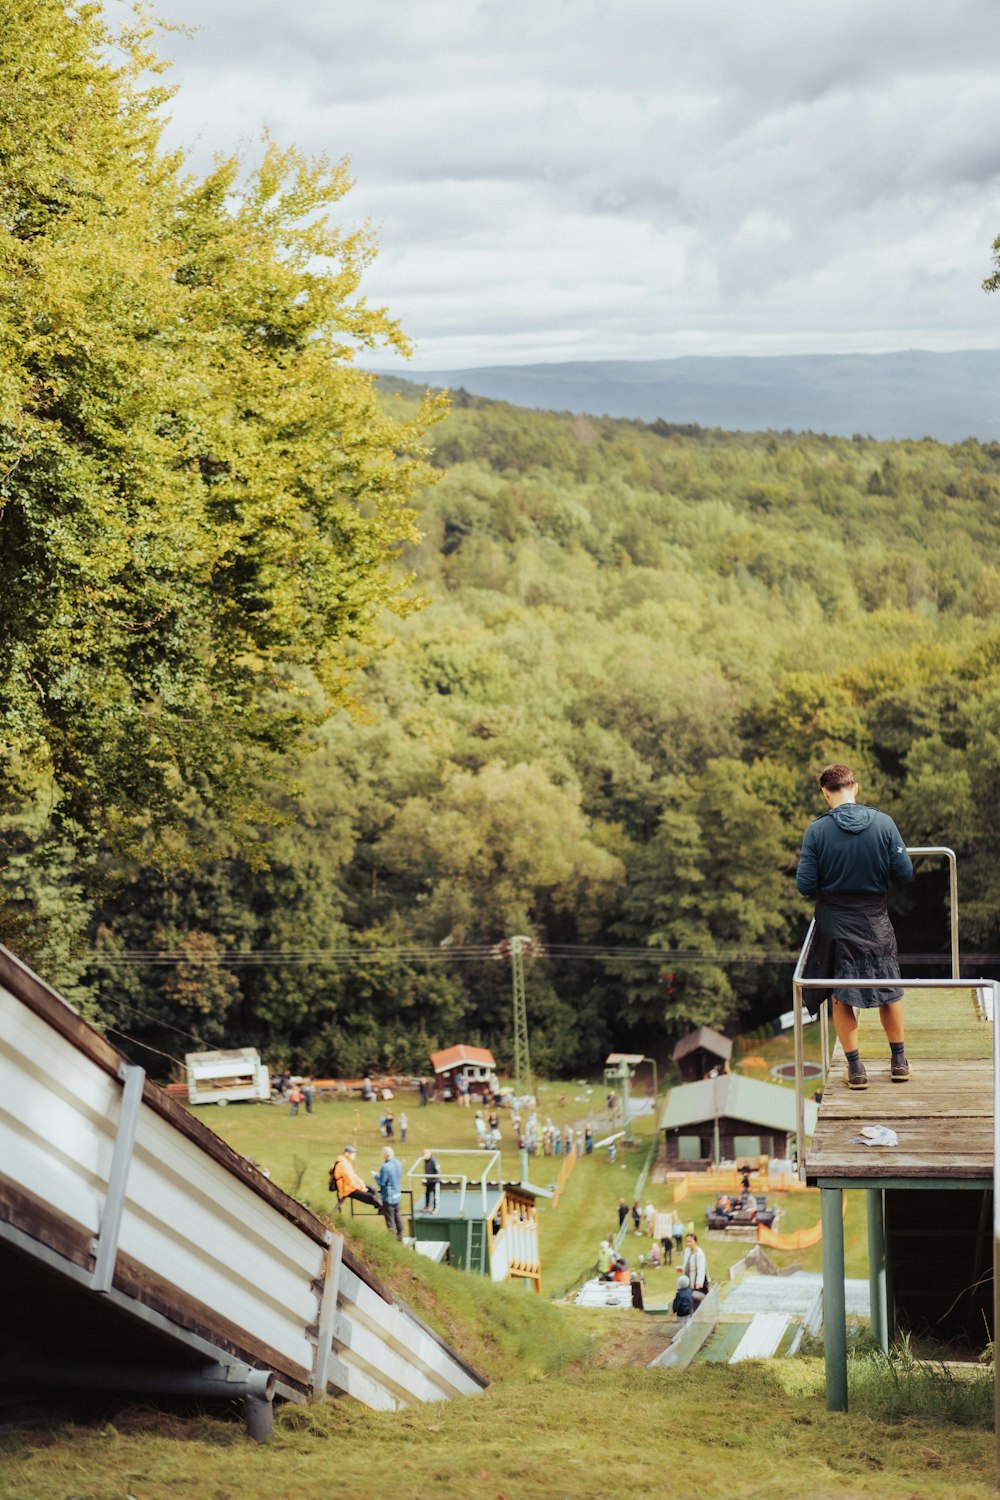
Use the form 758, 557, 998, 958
136, 0, 1000, 365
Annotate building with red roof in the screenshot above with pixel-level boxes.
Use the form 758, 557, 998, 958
429, 1045, 497, 1101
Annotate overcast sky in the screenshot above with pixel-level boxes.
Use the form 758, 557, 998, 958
143, 0, 1000, 369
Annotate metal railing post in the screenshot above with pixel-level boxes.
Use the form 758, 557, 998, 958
793, 954, 808, 1185
906, 847, 959, 978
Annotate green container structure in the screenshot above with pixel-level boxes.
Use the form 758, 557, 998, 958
407, 1151, 543, 1292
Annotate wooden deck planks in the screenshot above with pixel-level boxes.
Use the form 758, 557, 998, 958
805, 985, 994, 1183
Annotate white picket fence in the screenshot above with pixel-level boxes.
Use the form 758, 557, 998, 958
0, 947, 486, 1433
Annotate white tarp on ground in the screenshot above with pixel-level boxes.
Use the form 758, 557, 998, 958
575, 1278, 635, 1308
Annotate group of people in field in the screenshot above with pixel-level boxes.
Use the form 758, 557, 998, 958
598, 1210, 708, 1319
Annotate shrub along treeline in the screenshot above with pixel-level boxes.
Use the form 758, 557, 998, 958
42, 384, 995, 1078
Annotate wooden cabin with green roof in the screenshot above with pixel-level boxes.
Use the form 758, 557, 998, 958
659, 1074, 819, 1170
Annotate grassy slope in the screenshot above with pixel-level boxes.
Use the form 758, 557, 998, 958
1, 1077, 993, 1500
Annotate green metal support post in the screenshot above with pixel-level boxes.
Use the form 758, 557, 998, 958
620, 1061, 634, 1146
821, 1186, 848, 1411
866, 1187, 889, 1354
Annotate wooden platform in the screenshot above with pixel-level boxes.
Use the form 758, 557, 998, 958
805, 986, 994, 1184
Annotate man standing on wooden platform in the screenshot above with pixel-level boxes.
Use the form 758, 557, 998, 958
796, 763, 914, 1090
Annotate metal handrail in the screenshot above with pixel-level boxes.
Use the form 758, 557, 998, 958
406, 1149, 501, 1217
347, 1186, 415, 1229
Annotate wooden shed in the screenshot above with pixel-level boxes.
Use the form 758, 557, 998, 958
429, 1045, 497, 1101
671, 1026, 733, 1083
659, 1074, 818, 1170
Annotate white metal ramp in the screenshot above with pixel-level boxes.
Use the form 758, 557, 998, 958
0, 947, 487, 1435
728, 1312, 789, 1363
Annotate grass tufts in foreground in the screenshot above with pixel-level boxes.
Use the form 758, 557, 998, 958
847, 1336, 995, 1428
1, 1362, 995, 1500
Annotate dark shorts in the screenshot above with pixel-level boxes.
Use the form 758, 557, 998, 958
804, 893, 903, 1009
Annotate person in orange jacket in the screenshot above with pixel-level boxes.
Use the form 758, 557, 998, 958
329, 1145, 383, 1213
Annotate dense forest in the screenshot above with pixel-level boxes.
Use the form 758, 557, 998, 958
11, 372, 1000, 1078
4, 5, 1000, 1083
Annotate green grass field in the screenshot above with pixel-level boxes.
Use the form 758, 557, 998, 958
2, 1068, 993, 1500
191, 1071, 869, 1296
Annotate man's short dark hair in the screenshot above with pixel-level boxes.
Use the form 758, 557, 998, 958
819, 763, 856, 791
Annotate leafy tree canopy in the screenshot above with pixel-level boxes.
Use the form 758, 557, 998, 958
0, 0, 441, 866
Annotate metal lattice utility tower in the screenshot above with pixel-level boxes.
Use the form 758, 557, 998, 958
497, 935, 537, 1099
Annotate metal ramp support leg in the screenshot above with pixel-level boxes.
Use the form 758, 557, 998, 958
821, 1186, 848, 1411
867, 1188, 889, 1355
245, 1388, 275, 1441
311, 1232, 344, 1400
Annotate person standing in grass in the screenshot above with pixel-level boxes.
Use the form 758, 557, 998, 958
376, 1146, 404, 1240
680, 1233, 709, 1302
617, 1197, 629, 1231
796, 762, 914, 1090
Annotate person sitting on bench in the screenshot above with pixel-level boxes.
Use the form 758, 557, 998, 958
330, 1145, 383, 1214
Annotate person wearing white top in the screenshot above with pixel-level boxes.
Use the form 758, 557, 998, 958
680, 1233, 709, 1301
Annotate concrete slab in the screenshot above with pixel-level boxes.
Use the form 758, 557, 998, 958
575, 1278, 634, 1308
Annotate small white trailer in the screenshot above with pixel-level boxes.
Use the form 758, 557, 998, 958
185, 1047, 270, 1106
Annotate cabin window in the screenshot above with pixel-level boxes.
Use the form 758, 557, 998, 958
734, 1134, 761, 1158
676, 1135, 702, 1161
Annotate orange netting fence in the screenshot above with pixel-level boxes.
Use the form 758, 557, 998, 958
671, 1171, 807, 1203
550, 1145, 577, 1209
756, 1194, 846, 1250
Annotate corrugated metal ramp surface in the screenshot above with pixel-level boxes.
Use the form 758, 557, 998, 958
0, 947, 486, 1425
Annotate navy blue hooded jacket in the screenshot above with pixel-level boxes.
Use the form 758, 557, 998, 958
796, 803, 913, 897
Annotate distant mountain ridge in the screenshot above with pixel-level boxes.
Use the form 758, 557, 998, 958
381, 351, 1000, 445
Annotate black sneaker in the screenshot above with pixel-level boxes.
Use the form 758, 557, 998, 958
846, 1058, 868, 1090
890, 1054, 910, 1083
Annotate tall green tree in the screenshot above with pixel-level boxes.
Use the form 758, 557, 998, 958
0, 1, 440, 877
